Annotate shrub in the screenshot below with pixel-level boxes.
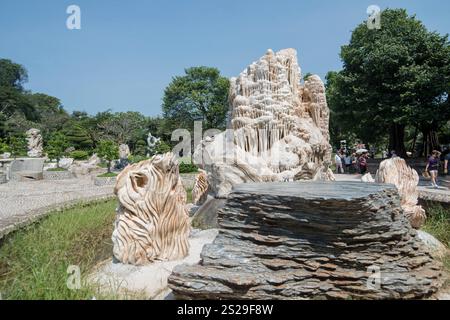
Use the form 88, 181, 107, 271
47, 167, 67, 172
70, 150, 89, 160
0, 138, 9, 153
46, 132, 69, 167
96, 140, 119, 173
179, 162, 198, 174
155, 140, 171, 155
8, 134, 27, 158
129, 155, 149, 164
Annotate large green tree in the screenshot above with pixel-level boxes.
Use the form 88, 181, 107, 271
96, 111, 147, 147
327, 9, 450, 157
28, 93, 70, 139
162, 66, 230, 132
0, 59, 28, 90
0, 59, 38, 137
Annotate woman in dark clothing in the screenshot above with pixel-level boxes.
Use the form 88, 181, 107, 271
425, 150, 441, 188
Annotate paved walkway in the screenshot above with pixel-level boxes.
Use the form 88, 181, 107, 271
334, 174, 450, 203
0, 177, 114, 239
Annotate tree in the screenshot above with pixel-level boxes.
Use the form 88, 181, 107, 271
96, 111, 147, 148
46, 132, 69, 168
0, 59, 28, 90
29, 93, 69, 139
326, 9, 450, 157
96, 140, 119, 173
64, 123, 93, 150
8, 133, 27, 159
162, 67, 230, 132
0, 138, 9, 154
154, 140, 171, 155
0, 59, 38, 138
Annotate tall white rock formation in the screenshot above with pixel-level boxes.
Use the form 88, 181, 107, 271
194, 49, 331, 197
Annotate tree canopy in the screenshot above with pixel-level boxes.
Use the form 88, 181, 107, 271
162, 66, 230, 132
326, 9, 450, 156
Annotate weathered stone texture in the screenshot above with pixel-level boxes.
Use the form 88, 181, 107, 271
112, 153, 191, 265
194, 49, 332, 197
169, 181, 443, 300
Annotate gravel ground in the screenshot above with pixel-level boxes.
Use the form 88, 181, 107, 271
0, 177, 114, 239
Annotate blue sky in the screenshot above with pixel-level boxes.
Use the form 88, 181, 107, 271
1, 0, 449, 116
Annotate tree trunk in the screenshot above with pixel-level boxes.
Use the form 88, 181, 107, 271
107, 160, 111, 173
421, 129, 440, 157
409, 126, 419, 155
389, 123, 407, 158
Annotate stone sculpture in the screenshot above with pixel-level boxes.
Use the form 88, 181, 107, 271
191, 170, 209, 205
147, 132, 161, 157
194, 49, 331, 197
26, 128, 43, 158
375, 157, 426, 229
312, 161, 335, 181
119, 144, 130, 160
112, 153, 191, 265
169, 181, 443, 300
361, 172, 375, 183
69, 153, 102, 177
293, 162, 335, 182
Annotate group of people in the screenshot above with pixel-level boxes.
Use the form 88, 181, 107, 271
335, 146, 449, 189
334, 150, 370, 175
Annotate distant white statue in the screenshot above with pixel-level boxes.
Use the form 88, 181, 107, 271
26, 128, 43, 158
146, 132, 160, 157
119, 144, 130, 160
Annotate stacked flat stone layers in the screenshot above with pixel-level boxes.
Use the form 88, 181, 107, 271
169, 182, 443, 300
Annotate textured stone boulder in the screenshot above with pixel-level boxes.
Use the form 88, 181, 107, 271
193, 49, 332, 197
169, 181, 443, 300
26, 128, 43, 158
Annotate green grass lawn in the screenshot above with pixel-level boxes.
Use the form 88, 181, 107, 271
423, 204, 450, 247
423, 204, 450, 288
0, 199, 117, 300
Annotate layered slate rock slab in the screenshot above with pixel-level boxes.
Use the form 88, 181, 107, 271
169, 181, 444, 300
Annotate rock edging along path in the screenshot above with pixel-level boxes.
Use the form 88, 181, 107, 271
0, 178, 114, 240
169, 181, 444, 300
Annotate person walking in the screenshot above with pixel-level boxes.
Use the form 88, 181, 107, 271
335, 151, 344, 174
344, 153, 352, 174
425, 150, 441, 189
444, 151, 450, 175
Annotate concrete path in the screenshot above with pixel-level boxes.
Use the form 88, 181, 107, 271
0, 177, 114, 239
334, 174, 450, 203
